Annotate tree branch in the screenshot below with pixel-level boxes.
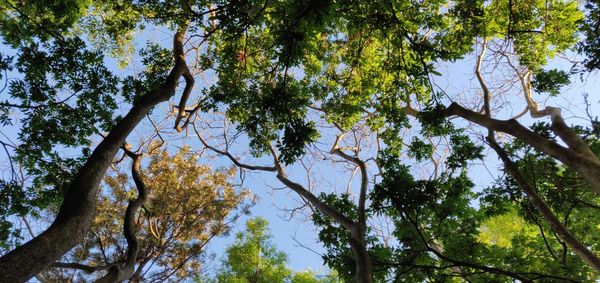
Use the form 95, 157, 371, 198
268, 145, 356, 231
475, 39, 491, 120
95, 145, 148, 282
330, 134, 368, 231
192, 122, 276, 171
50, 262, 122, 274
406, 212, 578, 282
444, 102, 600, 195
487, 137, 600, 271
174, 72, 196, 132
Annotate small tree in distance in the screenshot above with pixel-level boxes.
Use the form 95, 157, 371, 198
40, 147, 254, 282
199, 217, 339, 283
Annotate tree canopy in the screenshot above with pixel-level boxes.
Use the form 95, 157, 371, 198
0, 0, 600, 282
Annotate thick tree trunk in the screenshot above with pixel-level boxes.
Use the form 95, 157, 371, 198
350, 226, 373, 283
0, 29, 188, 282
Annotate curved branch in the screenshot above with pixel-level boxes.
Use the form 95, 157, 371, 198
549, 113, 597, 157
50, 262, 122, 274
475, 39, 490, 119
504, 53, 595, 158
268, 145, 355, 230
192, 122, 276, 171
96, 147, 148, 282
330, 134, 368, 231
0, 90, 79, 110
405, 210, 578, 282
269, 144, 374, 283
510, 106, 529, 120
274, 172, 355, 231
174, 72, 196, 132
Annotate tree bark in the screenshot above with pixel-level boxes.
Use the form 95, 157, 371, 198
272, 150, 373, 282
330, 135, 373, 283
96, 150, 147, 282
349, 225, 373, 283
0, 28, 189, 282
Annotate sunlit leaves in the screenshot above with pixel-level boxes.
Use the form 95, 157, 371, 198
369, 156, 488, 280
59, 148, 254, 281
477, 209, 537, 248
215, 217, 291, 283
484, 0, 582, 70
0, 0, 594, 280
479, 125, 600, 279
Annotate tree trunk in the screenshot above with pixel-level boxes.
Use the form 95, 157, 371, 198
273, 160, 373, 282
0, 29, 188, 282
350, 226, 373, 283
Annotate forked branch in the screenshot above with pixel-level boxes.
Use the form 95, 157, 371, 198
444, 102, 600, 195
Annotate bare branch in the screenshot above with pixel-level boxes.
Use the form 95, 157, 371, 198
267, 145, 356, 231
174, 71, 196, 132
50, 262, 122, 274
330, 134, 369, 230
192, 121, 276, 171
444, 102, 600, 195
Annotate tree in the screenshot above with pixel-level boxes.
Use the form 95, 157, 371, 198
195, 0, 599, 280
34, 147, 253, 281
200, 217, 338, 283
0, 16, 119, 252
1, 0, 600, 282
